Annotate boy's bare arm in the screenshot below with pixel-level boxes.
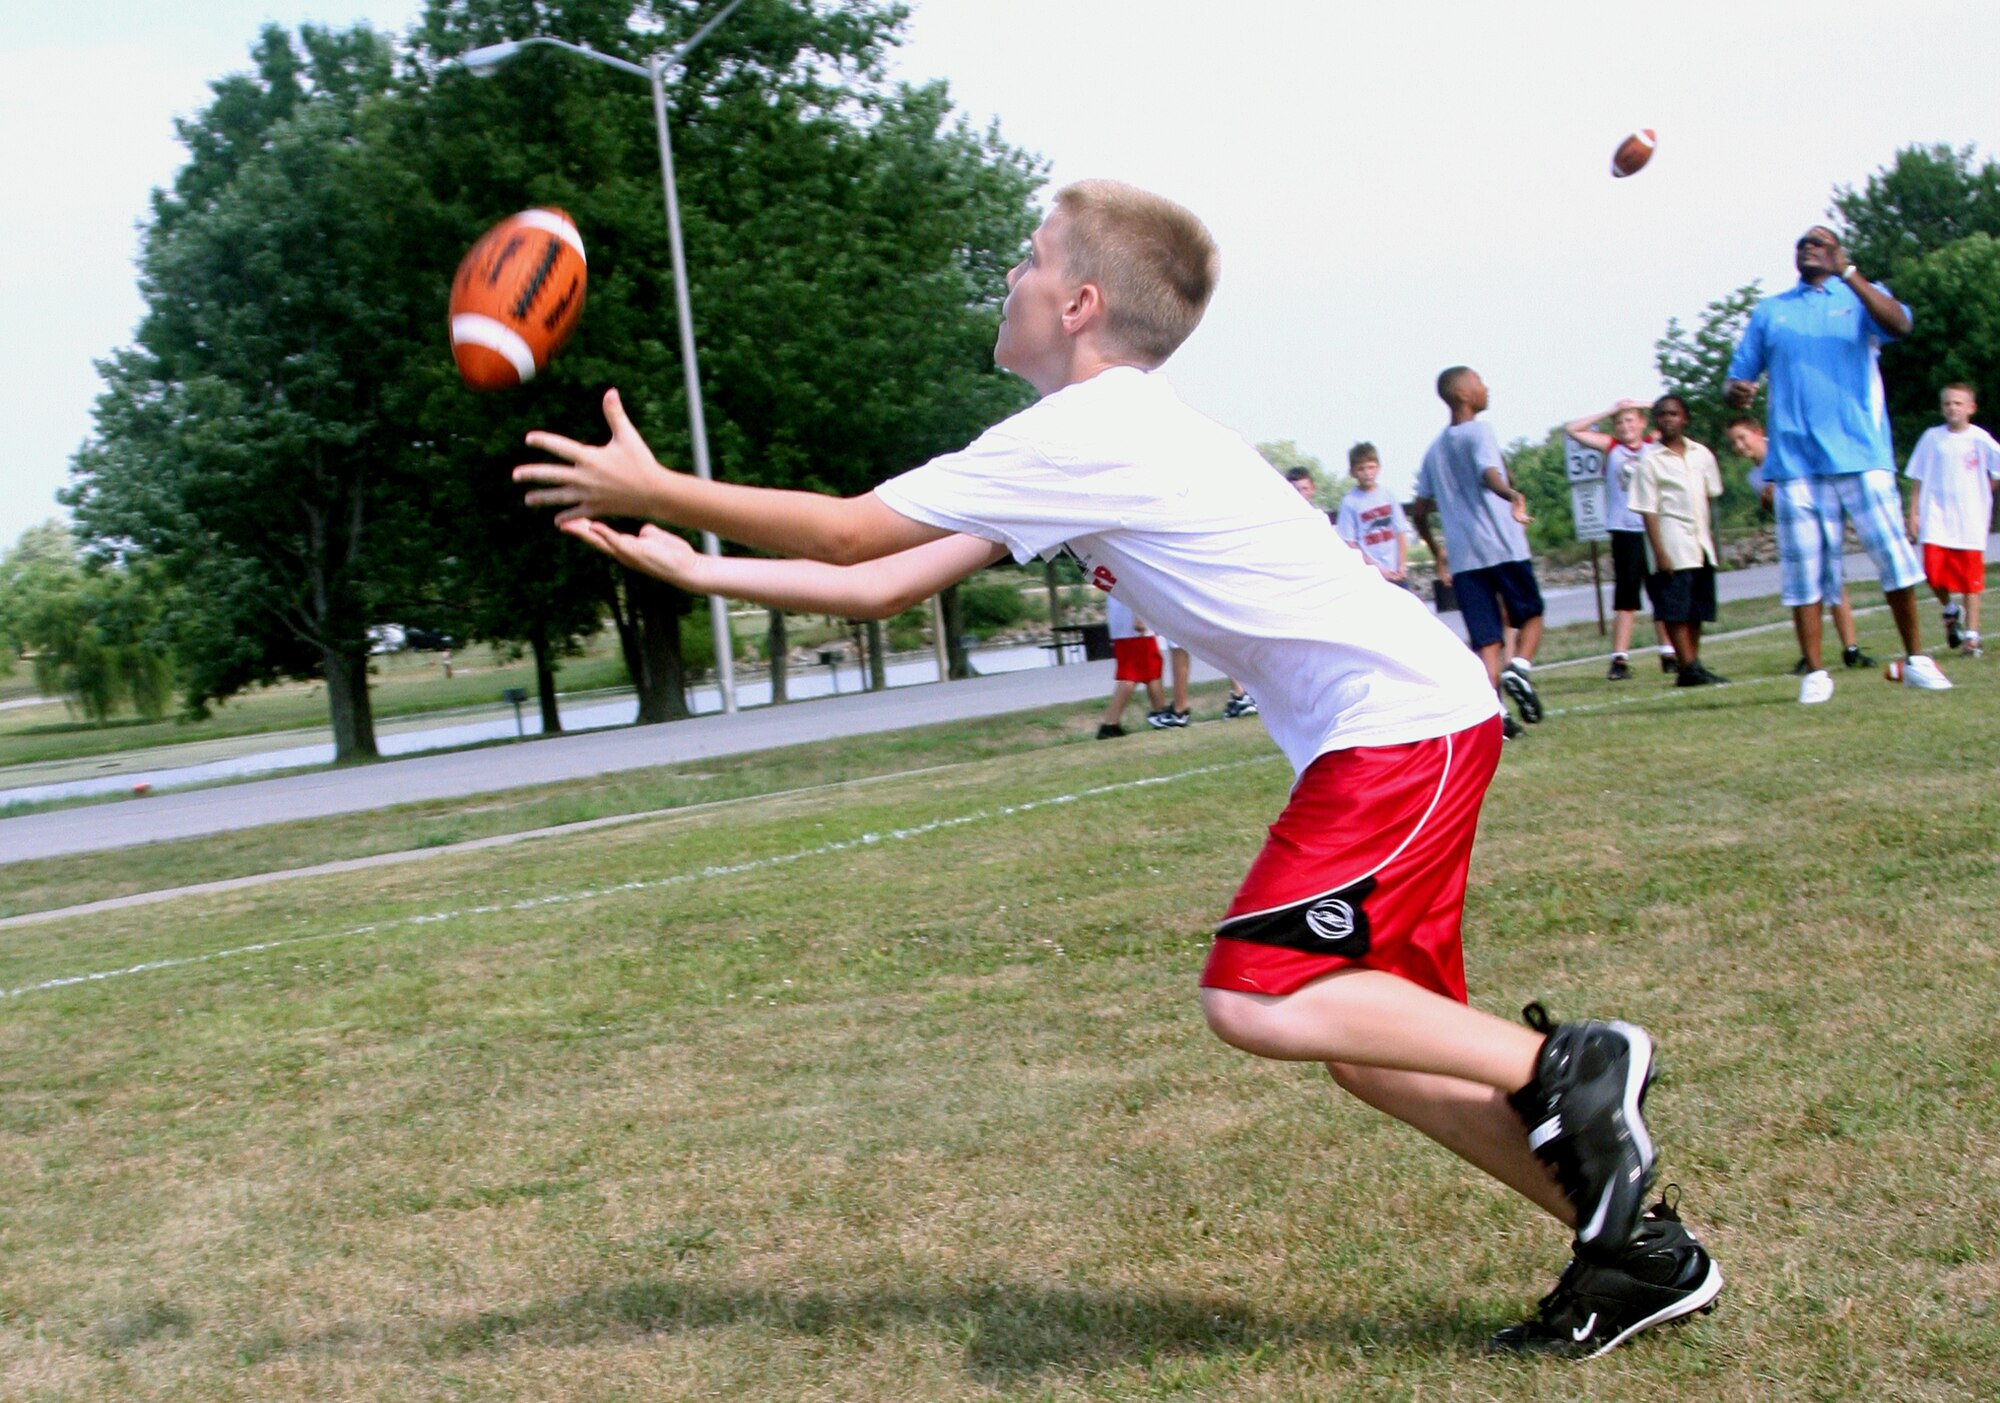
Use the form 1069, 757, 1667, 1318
1561, 401, 1644, 453
516, 389, 951, 564
558, 519, 1007, 620
1481, 467, 1532, 524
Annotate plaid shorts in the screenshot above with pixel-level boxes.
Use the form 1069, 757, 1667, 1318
1776, 470, 1923, 606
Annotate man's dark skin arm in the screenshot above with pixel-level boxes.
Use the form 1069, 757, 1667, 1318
1728, 227, 1909, 408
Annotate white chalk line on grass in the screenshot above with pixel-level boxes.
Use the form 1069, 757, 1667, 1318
3, 756, 1279, 1001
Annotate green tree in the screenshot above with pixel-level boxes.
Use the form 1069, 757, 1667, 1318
0, 522, 173, 723
66, 25, 437, 760
1257, 439, 1346, 512
1655, 283, 1764, 528
1832, 142, 2000, 280
407, 0, 1042, 718
1880, 233, 2000, 457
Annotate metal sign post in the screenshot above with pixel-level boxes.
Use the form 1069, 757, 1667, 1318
1563, 439, 1612, 634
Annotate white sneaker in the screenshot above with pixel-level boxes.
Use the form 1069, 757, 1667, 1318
1902, 654, 1954, 691
1798, 669, 1834, 705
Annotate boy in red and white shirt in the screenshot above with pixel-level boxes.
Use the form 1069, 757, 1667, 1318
1905, 383, 2000, 657
514, 179, 1719, 1358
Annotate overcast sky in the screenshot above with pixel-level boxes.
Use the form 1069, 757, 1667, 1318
7, 0, 1999, 555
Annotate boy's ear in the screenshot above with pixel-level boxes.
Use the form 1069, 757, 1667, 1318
1063, 281, 1108, 336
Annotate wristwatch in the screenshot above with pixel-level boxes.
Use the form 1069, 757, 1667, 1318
1841, 264, 1860, 282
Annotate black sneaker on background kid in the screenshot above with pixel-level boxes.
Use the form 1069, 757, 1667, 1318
1501, 660, 1543, 723
1489, 1194, 1723, 1359
1509, 1003, 1656, 1251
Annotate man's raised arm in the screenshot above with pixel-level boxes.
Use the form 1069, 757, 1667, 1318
515, 389, 950, 564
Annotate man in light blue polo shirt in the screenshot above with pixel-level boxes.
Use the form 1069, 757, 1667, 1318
1725, 225, 1950, 699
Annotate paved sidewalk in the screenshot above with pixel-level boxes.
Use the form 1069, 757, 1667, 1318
4, 534, 1990, 865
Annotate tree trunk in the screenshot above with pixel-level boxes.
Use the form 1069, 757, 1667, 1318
767, 609, 788, 704
1044, 557, 1064, 632
610, 567, 690, 724
322, 644, 378, 761
865, 618, 887, 691
529, 621, 562, 734
941, 584, 971, 680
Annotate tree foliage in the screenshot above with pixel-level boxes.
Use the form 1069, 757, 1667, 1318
0, 522, 173, 722
66, 26, 434, 759
1832, 143, 2000, 281
64, 0, 1045, 746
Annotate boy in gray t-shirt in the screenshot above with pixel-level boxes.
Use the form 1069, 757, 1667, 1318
1411, 366, 1547, 733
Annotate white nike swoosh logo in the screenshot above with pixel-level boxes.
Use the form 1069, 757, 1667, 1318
1571, 1312, 1598, 1342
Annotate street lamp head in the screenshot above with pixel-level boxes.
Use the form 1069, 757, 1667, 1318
457, 41, 522, 76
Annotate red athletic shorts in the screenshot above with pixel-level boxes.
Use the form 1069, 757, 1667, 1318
1112, 635, 1163, 682
1201, 715, 1504, 1001
1923, 543, 1986, 595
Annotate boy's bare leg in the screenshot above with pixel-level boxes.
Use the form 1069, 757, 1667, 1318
1327, 1062, 1574, 1223
1610, 609, 1634, 656
1792, 602, 1826, 672
1663, 620, 1697, 667
1511, 614, 1544, 664
1145, 678, 1167, 711
1170, 649, 1191, 711
1101, 680, 1135, 728
1201, 969, 1540, 1087
1832, 593, 1859, 649
1475, 641, 1504, 689
1967, 590, 1982, 636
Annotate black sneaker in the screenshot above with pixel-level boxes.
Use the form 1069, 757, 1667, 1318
1502, 714, 1525, 741
1943, 606, 1963, 651
1842, 644, 1875, 669
1606, 657, 1632, 682
1095, 723, 1125, 740
1222, 692, 1258, 719
1508, 1004, 1656, 1252
1490, 1194, 1723, 1359
1501, 662, 1543, 723
1687, 661, 1727, 685
1673, 664, 1713, 687
1661, 653, 1681, 674
1791, 654, 1812, 676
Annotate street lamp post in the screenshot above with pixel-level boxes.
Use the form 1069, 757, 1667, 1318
455, 0, 753, 714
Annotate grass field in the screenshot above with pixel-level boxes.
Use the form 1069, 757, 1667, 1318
2, 615, 1997, 1400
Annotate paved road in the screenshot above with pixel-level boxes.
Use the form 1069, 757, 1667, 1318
4, 536, 1989, 865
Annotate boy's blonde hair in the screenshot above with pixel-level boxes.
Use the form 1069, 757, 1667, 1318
1051, 180, 1219, 363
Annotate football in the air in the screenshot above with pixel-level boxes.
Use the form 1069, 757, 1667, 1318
1610, 129, 1657, 178
449, 207, 588, 392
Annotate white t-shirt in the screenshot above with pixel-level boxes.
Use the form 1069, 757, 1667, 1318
1603, 440, 1650, 534
874, 368, 1499, 772
1414, 420, 1531, 573
1334, 486, 1409, 575
1103, 594, 1148, 640
1905, 423, 2000, 551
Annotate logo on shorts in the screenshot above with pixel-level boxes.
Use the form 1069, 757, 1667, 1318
1305, 898, 1356, 942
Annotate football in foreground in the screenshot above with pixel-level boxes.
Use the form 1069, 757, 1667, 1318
449, 207, 588, 391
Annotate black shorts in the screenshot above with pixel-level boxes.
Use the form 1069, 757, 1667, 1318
1456, 561, 1545, 650
1650, 564, 1716, 624
1609, 530, 1649, 613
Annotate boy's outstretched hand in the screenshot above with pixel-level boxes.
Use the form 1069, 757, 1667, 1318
559, 518, 706, 591
516, 389, 674, 525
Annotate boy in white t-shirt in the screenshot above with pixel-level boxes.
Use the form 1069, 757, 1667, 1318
514, 179, 1719, 1358
1905, 383, 2000, 657
1562, 399, 1677, 679
1335, 442, 1410, 585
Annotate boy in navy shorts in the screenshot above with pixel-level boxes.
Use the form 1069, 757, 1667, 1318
1412, 368, 1549, 737
515, 179, 1721, 1358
